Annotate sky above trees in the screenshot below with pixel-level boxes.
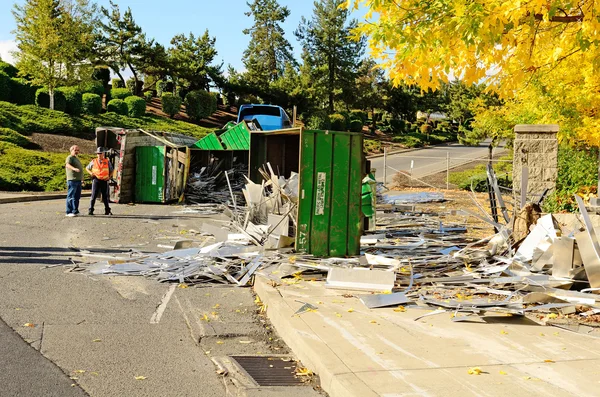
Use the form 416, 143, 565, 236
0, 0, 366, 69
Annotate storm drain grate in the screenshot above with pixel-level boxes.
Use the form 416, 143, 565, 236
230, 356, 307, 386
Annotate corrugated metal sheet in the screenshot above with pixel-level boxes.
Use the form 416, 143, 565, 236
194, 132, 224, 150
220, 122, 250, 150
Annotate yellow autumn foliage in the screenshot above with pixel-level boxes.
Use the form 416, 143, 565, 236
345, 0, 600, 144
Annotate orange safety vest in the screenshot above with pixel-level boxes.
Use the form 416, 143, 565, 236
92, 158, 110, 181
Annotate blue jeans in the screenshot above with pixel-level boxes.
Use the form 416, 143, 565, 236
66, 180, 82, 214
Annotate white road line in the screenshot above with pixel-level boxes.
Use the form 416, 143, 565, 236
150, 284, 177, 324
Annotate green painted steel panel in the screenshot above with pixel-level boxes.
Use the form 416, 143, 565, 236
296, 130, 364, 257
194, 133, 224, 150
221, 122, 250, 150
135, 146, 165, 203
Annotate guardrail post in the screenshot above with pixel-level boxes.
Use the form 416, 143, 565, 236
446, 151, 450, 190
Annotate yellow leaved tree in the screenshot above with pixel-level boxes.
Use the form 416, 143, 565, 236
343, 0, 600, 145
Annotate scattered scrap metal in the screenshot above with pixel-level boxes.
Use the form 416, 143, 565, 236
82, 164, 600, 331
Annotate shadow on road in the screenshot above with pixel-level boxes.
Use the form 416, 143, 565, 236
0, 246, 133, 265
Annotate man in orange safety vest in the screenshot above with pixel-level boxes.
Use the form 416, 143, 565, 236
86, 147, 113, 215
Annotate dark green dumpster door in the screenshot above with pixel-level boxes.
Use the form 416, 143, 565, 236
296, 130, 364, 257
135, 146, 165, 203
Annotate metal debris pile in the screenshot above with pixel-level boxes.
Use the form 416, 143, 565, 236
186, 160, 247, 205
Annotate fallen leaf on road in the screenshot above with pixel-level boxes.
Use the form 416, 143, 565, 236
547, 313, 559, 319
296, 367, 313, 376
23, 323, 35, 328
239, 340, 252, 344
134, 376, 147, 380
347, 308, 354, 313
92, 339, 102, 342
335, 313, 342, 317
73, 370, 86, 374
544, 359, 555, 363
467, 367, 483, 375
177, 284, 188, 289
213, 304, 221, 309
370, 320, 377, 324
500, 330, 509, 335
216, 340, 224, 344
393, 306, 406, 312
499, 371, 508, 375
201, 314, 210, 322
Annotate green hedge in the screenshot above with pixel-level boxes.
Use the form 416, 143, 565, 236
350, 109, 367, 124
111, 78, 125, 89
0, 62, 18, 78
306, 112, 330, 130
35, 88, 67, 112
126, 78, 143, 94
9, 78, 37, 105
144, 91, 153, 103
124, 96, 146, 118
79, 80, 104, 96
0, 72, 11, 102
82, 93, 102, 115
156, 80, 165, 97
56, 86, 82, 116
184, 90, 215, 121
110, 87, 131, 100
349, 119, 363, 133
0, 127, 29, 147
330, 113, 347, 131
106, 99, 128, 115
161, 93, 181, 118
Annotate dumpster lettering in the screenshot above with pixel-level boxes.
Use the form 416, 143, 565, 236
315, 172, 327, 216
152, 166, 157, 185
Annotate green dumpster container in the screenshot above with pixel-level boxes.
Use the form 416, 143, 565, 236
296, 130, 364, 257
220, 121, 250, 150
135, 146, 165, 203
194, 132, 224, 150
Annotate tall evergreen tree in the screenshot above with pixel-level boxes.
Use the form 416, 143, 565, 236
242, 0, 295, 89
295, 0, 365, 113
12, 0, 96, 109
168, 30, 222, 92
97, 1, 147, 92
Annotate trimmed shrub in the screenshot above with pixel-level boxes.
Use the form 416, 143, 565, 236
144, 91, 153, 103
156, 80, 166, 97
350, 109, 367, 124
106, 98, 128, 115
161, 93, 181, 118
420, 124, 433, 134
306, 112, 330, 130
0, 62, 18, 78
349, 119, 363, 133
56, 86, 82, 115
35, 88, 66, 112
111, 78, 125, 89
92, 67, 110, 86
330, 113, 347, 131
126, 78, 143, 94
0, 127, 29, 147
0, 72, 11, 102
124, 95, 146, 118
10, 78, 38, 105
81, 93, 102, 115
184, 90, 215, 121
390, 119, 406, 133
110, 87, 131, 100
78, 80, 104, 96
176, 87, 189, 100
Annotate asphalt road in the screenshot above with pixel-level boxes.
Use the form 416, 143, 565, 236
0, 199, 318, 397
369, 140, 507, 184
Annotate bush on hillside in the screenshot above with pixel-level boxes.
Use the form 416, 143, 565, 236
111, 78, 125, 89
305, 112, 330, 130
110, 87, 131, 100
92, 67, 110, 86
9, 78, 37, 105
0, 72, 11, 102
56, 86, 82, 115
330, 113, 347, 131
161, 93, 181, 118
390, 119, 406, 133
0, 127, 29, 147
0, 62, 18, 78
420, 124, 432, 134
124, 96, 146, 118
106, 99, 128, 115
82, 93, 102, 115
350, 109, 367, 124
126, 78, 143, 95
144, 91, 153, 103
184, 90, 215, 121
79, 80, 104, 96
349, 119, 363, 133
35, 88, 67, 112
157, 80, 165, 97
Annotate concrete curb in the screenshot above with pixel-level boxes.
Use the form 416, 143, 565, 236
253, 277, 377, 397
0, 192, 91, 204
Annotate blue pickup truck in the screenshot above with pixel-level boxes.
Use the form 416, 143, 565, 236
237, 104, 292, 131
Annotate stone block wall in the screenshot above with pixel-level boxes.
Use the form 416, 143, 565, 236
513, 124, 559, 206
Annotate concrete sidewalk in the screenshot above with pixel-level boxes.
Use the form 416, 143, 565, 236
255, 276, 600, 397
